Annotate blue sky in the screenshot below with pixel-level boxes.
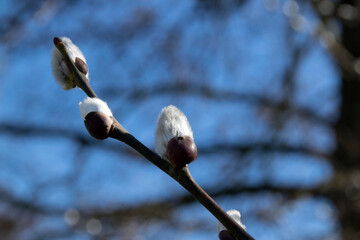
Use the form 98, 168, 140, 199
0, 1, 340, 239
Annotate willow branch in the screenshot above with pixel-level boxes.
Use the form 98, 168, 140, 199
53, 37, 255, 240
109, 120, 254, 240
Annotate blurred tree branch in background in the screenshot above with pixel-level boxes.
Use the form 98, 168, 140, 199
310, 1, 360, 239
1, 0, 360, 239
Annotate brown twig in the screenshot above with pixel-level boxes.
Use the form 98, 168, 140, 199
53, 37, 255, 240
110, 120, 253, 240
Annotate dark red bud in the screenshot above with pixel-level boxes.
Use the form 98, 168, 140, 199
53, 37, 62, 46
166, 136, 197, 168
84, 112, 113, 140
75, 57, 88, 75
218, 230, 235, 240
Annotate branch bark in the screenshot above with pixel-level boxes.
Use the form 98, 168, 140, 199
53, 37, 255, 240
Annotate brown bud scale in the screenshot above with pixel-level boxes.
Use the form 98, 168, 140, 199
53, 37, 62, 46
75, 57, 88, 75
218, 230, 235, 240
84, 112, 113, 140
166, 136, 197, 168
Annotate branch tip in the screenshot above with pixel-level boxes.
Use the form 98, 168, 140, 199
53, 37, 62, 46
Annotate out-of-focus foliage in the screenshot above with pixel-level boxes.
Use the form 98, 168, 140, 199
0, 0, 359, 239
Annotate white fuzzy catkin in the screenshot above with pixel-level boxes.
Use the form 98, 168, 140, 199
51, 37, 89, 90
217, 209, 246, 233
79, 97, 112, 120
155, 105, 193, 159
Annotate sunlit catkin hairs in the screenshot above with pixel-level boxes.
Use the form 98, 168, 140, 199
51, 37, 89, 90
155, 105, 197, 168
217, 210, 246, 240
79, 97, 113, 140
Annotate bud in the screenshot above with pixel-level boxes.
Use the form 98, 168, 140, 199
218, 230, 235, 240
155, 105, 197, 167
51, 37, 89, 90
75, 57, 88, 75
217, 209, 246, 240
166, 136, 197, 167
79, 97, 113, 140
